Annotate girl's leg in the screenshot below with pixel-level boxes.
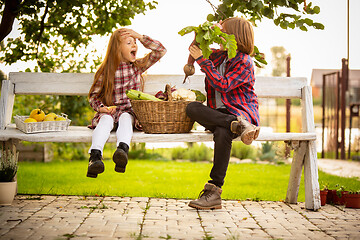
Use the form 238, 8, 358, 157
113, 113, 134, 173
89, 114, 114, 154
115, 112, 134, 147
87, 114, 114, 178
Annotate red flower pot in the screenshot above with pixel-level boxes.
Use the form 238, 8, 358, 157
320, 190, 328, 206
333, 191, 348, 205
345, 193, 360, 208
326, 190, 336, 204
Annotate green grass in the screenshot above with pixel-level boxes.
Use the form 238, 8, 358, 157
17, 160, 360, 202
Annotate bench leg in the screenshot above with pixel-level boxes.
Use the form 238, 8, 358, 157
286, 141, 306, 204
285, 140, 321, 211
1, 140, 18, 162
303, 140, 321, 210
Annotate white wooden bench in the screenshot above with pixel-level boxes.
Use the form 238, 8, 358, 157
0, 72, 320, 210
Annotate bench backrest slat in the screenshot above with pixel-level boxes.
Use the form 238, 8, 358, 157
9, 72, 307, 99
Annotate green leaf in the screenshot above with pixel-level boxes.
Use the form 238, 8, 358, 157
203, 31, 211, 41
313, 6, 320, 14
304, 18, 313, 26
207, 14, 215, 22
300, 26, 308, 31
254, 61, 262, 68
178, 21, 238, 59
200, 40, 212, 59
195, 32, 204, 43
262, 7, 274, 19
224, 34, 237, 59
178, 26, 196, 36
313, 22, 325, 30
280, 21, 288, 29
274, 18, 281, 26
288, 22, 295, 29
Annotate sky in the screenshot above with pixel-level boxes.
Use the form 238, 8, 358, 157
127, 0, 360, 82
1, 0, 360, 83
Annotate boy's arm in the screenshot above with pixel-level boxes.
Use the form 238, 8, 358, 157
196, 55, 253, 93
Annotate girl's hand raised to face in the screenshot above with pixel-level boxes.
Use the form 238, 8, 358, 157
120, 29, 143, 41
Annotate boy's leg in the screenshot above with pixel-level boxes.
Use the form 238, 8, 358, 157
209, 126, 235, 187
188, 126, 234, 210
113, 113, 134, 173
187, 102, 237, 209
187, 102, 260, 145
186, 102, 236, 131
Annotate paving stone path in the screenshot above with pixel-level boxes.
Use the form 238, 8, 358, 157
0, 195, 359, 240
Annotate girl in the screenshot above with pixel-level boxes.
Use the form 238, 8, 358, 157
87, 28, 166, 178
186, 17, 260, 209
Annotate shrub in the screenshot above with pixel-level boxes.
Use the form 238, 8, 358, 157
186, 143, 213, 162
51, 142, 89, 161
231, 142, 257, 160
171, 146, 188, 160
171, 143, 213, 162
258, 141, 287, 164
259, 141, 277, 162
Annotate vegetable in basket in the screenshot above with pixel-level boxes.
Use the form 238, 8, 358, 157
171, 88, 196, 101
126, 89, 162, 101
191, 90, 206, 102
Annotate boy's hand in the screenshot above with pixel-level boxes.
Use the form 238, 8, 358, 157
189, 45, 203, 60
213, 20, 223, 30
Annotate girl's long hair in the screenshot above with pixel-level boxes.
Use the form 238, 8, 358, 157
88, 29, 150, 106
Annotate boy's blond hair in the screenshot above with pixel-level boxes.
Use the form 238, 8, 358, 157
222, 17, 254, 55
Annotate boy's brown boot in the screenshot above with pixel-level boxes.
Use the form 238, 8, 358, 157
230, 116, 260, 145
87, 149, 104, 178
188, 183, 222, 210
113, 142, 129, 173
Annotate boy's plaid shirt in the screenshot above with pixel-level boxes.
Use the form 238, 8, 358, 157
89, 35, 166, 128
196, 49, 260, 126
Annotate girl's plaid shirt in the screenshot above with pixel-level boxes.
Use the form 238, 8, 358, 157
195, 49, 260, 126
88, 35, 166, 128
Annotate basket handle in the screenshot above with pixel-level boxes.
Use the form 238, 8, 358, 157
165, 84, 173, 101
60, 113, 68, 119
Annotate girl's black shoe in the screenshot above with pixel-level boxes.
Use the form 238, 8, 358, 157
87, 149, 104, 178
113, 142, 129, 173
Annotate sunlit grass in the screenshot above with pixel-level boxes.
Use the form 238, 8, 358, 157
17, 160, 360, 202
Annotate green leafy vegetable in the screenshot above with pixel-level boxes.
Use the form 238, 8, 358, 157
178, 21, 238, 59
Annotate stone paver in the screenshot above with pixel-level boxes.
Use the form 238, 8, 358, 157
0, 195, 359, 240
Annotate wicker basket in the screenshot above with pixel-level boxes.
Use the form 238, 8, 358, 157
130, 100, 195, 133
14, 114, 71, 134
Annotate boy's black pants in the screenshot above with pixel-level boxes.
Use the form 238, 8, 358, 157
186, 102, 238, 188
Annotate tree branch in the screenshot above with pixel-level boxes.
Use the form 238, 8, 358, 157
0, 0, 22, 42
36, 0, 49, 56
205, 0, 226, 19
